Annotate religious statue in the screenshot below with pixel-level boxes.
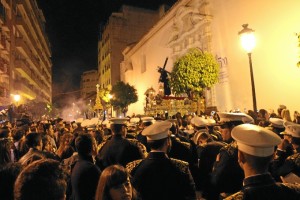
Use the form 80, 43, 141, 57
157, 57, 171, 96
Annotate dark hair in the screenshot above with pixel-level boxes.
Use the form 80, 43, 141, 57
25, 132, 42, 148
0, 162, 23, 200
147, 137, 168, 150
0, 138, 12, 166
291, 137, 300, 146
14, 159, 67, 200
240, 151, 273, 173
75, 133, 93, 156
142, 121, 152, 127
13, 129, 25, 142
0, 128, 10, 138
181, 120, 188, 127
95, 165, 136, 200
110, 124, 125, 135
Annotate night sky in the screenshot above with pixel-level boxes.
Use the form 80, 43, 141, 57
37, 0, 177, 104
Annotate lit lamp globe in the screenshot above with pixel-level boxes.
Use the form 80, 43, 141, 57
239, 24, 256, 53
14, 94, 21, 104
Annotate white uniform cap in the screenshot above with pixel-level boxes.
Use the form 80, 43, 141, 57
206, 118, 216, 126
288, 124, 300, 138
81, 119, 91, 127
232, 124, 281, 157
109, 118, 129, 125
191, 116, 207, 127
90, 117, 100, 125
269, 118, 284, 128
141, 117, 155, 123
130, 117, 141, 123
101, 119, 110, 128
76, 118, 84, 123
280, 121, 297, 135
142, 121, 172, 140
218, 112, 254, 124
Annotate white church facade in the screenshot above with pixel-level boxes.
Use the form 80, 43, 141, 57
121, 0, 300, 116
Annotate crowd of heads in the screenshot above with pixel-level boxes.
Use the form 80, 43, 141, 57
0, 103, 299, 199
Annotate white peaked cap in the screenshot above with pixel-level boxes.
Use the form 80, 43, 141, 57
90, 117, 100, 125
269, 118, 284, 128
141, 116, 154, 122
76, 118, 84, 123
191, 116, 207, 127
289, 124, 300, 138
109, 118, 129, 125
130, 117, 141, 123
142, 121, 172, 141
81, 119, 91, 127
206, 118, 216, 126
232, 124, 281, 157
280, 121, 297, 135
218, 112, 254, 124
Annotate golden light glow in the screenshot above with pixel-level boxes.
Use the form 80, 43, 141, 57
14, 94, 21, 102
240, 33, 256, 53
239, 24, 256, 53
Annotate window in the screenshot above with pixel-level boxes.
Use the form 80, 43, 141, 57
141, 55, 146, 73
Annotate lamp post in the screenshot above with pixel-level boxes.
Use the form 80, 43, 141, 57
108, 94, 113, 118
238, 24, 257, 113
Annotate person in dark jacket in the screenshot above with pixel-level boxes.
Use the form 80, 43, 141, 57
96, 118, 146, 170
207, 112, 253, 200
126, 121, 196, 200
71, 133, 101, 200
225, 124, 300, 200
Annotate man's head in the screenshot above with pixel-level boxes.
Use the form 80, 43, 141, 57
75, 133, 94, 156
142, 121, 172, 152
25, 132, 42, 150
109, 118, 129, 136
217, 112, 253, 142
287, 123, 300, 149
14, 159, 67, 200
231, 124, 281, 173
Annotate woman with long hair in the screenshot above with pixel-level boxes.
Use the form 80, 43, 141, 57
95, 165, 139, 200
0, 138, 12, 167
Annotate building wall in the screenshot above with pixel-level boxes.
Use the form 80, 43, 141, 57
80, 70, 98, 100
98, 5, 161, 90
122, 0, 300, 116
0, 0, 52, 106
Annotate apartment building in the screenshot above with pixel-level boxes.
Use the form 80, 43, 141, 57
80, 69, 98, 100
0, 0, 52, 106
98, 5, 161, 89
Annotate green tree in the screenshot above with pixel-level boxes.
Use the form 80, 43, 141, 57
110, 81, 138, 116
170, 48, 220, 97
170, 48, 220, 113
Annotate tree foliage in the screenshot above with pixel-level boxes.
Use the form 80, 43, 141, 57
110, 81, 138, 112
170, 48, 220, 97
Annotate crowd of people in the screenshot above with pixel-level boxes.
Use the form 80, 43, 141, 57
0, 105, 300, 200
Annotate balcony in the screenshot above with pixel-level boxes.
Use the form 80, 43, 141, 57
15, 37, 31, 58
0, 58, 9, 77
15, 59, 38, 88
14, 81, 36, 100
0, 80, 9, 90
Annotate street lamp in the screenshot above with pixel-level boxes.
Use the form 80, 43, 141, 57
14, 94, 21, 107
238, 24, 257, 113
